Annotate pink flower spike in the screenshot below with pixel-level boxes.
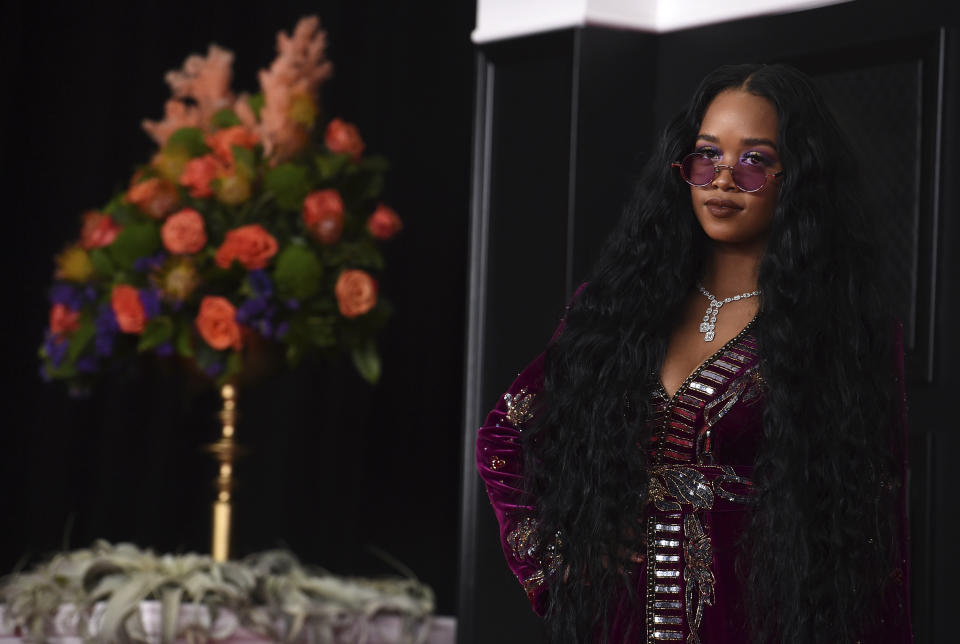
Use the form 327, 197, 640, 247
255, 16, 334, 163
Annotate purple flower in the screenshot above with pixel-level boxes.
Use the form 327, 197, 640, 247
249, 270, 274, 297
275, 321, 290, 339
84, 285, 97, 302
133, 252, 167, 273
236, 297, 268, 324
76, 356, 98, 373
139, 289, 162, 319
255, 319, 274, 338
95, 305, 119, 357
43, 331, 69, 367
205, 362, 224, 378
285, 298, 300, 311
50, 284, 84, 310
155, 342, 174, 357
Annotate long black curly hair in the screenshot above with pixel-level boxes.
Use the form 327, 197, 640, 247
523, 63, 905, 642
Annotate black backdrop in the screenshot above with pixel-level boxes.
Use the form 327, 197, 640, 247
1, 0, 476, 616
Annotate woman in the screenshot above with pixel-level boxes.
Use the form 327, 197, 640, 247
476, 64, 911, 643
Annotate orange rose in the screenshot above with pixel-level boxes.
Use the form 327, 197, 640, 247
126, 177, 179, 219
324, 118, 365, 160
214, 224, 278, 270
80, 211, 122, 249
111, 284, 146, 334
162, 208, 207, 254
335, 269, 378, 318
179, 154, 221, 198
195, 296, 243, 350
206, 126, 259, 165
49, 303, 80, 336
366, 204, 403, 240
302, 189, 345, 244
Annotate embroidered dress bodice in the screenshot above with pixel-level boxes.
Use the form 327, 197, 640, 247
476, 321, 911, 643
477, 328, 764, 643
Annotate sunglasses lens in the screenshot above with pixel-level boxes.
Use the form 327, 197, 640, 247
681, 154, 715, 186
732, 163, 767, 192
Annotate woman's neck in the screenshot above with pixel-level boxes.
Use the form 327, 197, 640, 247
700, 244, 764, 298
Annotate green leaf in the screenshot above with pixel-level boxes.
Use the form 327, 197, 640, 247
137, 316, 174, 352
358, 172, 385, 202
166, 127, 210, 157
305, 316, 336, 348
67, 315, 96, 362
273, 244, 322, 299
212, 108, 242, 128
102, 193, 126, 215
89, 248, 115, 276
107, 222, 161, 269
219, 351, 244, 385
247, 93, 265, 120
285, 342, 303, 368
323, 241, 384, 270
232, 145, 256, 175
315, 153, 349, 180
360, 155, 390, 173
175, 320, 194, 358
264, 163, 310, 211
351, 342, 381, 385
106, 203, 142, 226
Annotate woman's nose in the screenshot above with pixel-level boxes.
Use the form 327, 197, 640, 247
711, 164, 739, 191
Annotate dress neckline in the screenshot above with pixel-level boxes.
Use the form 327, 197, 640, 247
657, 315, 759, 402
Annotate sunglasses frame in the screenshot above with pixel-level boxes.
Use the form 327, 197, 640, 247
671, 153, 784, 193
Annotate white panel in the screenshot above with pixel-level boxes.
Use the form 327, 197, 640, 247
473, 0, 589, 43
473, 0, 852, 43
652, 0, 851, 32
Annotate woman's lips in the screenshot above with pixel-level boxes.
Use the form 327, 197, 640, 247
705, 198, 743, 217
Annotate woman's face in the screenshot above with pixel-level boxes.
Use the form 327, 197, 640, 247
688, 90, 783, 252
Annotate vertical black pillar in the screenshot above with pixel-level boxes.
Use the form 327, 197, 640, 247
458, 27, 659, 644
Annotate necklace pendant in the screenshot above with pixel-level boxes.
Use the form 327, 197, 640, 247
699, 322, 710, 333
704, 330, 716, 342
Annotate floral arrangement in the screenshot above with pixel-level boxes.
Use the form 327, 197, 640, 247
0, 542, 435, 643
40, 16, 402, 391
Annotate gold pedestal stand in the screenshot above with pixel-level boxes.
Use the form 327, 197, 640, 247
206, 384, 239, 562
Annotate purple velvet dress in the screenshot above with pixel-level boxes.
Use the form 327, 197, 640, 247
476, 320, 912, 643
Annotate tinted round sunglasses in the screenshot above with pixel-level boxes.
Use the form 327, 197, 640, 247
672, 152, 784, 193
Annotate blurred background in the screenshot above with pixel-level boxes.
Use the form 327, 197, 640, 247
2, 0, 476, 618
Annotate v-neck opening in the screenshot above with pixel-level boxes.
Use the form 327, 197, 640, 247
658, 315, 758, 402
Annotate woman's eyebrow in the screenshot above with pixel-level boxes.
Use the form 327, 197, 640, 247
696, 133, 778, 150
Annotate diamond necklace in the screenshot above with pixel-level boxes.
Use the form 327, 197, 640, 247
696, 282, 761, 342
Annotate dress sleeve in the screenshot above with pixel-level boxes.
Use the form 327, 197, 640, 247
475, 283, 585, 616
475, 351, 552, 616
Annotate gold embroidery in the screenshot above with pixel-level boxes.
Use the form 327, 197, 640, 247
648, 465, 753, 511
683, 514, 715, 644
504, 388, 535, 428
522, 568, 545, 597
648, 467, 715, 512
507, 517, 565, 598
506, 516, 540, 561
489, 455, 506, 470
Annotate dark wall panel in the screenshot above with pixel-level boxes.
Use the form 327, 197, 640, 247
464, 3, 960, 642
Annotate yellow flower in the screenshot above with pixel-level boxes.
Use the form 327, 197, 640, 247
289, 92, 318, 127
151, 146, 191, 183
55, 245, 95, 282
215, 173, 252, 205
156, 257, 200, 301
